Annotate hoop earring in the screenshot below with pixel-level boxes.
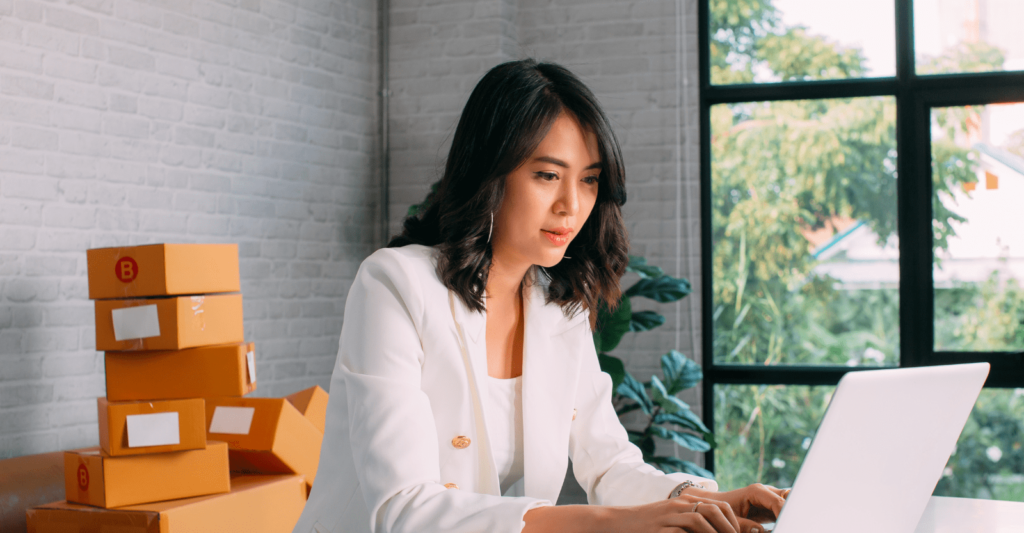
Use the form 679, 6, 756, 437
486, 212, 493, 244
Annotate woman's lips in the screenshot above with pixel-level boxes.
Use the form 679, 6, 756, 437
542, 229, 571, 246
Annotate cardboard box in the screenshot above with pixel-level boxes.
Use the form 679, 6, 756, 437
94, 293, 243, 351
87, 243, 240, 300
64, 442, 230, 508
98, 397, 207, 457
105, 343, 257, 402
285, 385, 329, 433
28, 474, 306, 533
205, 398, 322, 487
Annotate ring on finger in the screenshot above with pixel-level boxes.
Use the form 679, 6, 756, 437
691, 501, 702, 513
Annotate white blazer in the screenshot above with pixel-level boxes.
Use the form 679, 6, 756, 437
292, 245, 717, 533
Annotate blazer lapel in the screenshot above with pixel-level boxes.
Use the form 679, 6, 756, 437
447, 290, 501, 496
522, 278, 581, 502
449, 273, 585, 501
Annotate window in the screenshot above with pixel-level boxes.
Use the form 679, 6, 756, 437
700, 0, 1024, 499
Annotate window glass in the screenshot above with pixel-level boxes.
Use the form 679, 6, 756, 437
713, 385, 834, 490
715, 385, 1024, 501
935, 388, 1024, 501
931, 102, 1024, 352
915, 0, 1024, 75
710, 0, 895, 85
712, 97, 899, 365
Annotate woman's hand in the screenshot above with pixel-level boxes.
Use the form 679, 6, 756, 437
613, 496, 742, 533
683, 484, 790, 532
523, 497, 742, 533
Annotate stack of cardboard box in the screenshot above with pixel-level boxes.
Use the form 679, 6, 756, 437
26, 244, 329, 533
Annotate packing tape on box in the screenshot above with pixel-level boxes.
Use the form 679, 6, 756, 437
209, 406, 255, 435
126, 412, 181, 448
111, 304, 161, 341
246, 350, 257, 384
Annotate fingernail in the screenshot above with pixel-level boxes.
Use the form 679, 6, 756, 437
751, 528, 761, 533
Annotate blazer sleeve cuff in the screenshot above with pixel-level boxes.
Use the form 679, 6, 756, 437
514, 499, 553, 533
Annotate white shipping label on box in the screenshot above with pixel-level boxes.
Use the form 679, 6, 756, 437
111, 305, 161, 341
246, 350, 257, 384
209, 406, 256, 435
126, 412, 181, 448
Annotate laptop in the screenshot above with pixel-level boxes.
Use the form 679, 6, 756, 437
770, 362, 990, 533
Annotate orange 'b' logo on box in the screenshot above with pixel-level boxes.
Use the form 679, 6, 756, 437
115, 257, 138, 283
77, 463, 89, 491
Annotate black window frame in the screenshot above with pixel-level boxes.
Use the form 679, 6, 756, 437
698, 0, 1024, 473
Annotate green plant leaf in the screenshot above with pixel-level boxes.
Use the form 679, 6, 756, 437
616, 403, 642, 416
630, 310, 665, 332
661, 350, 703, 394
597, 353, 626, 392
637, 435, 656, 457
597, 296, 632, 353
625, 276, 692, 303
650, 376, 691, 415
654, 456, 715, 479
655, 410, 711, 435
650, 426, 712, 452
645, 456, 674, 473
616, 372, 653, 415
626, 255, 665, 279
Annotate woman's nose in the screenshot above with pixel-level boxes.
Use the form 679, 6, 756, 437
554, 180, 580, 216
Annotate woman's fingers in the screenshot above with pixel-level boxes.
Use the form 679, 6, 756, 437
761, 484, 791, 500
693, 501, 738, 533
745, 484, 787, 519
688, 496, 741, 533
666, 512, 719, 533
662, 499, 736, 533
736, 516, 770, 533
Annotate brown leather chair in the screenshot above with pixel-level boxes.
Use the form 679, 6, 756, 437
0, 452, 65, 533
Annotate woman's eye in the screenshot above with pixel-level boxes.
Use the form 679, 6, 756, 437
536, 172, 558, 181
583, 176, 599, 185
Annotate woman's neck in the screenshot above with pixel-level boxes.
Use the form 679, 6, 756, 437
485, 253, 531, 304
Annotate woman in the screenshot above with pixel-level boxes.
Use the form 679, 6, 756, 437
293, 59, 786, 533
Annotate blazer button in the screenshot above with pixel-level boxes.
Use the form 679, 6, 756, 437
444, 483, 459, 489
572, 408, 577, 421
451, 436, 471, 449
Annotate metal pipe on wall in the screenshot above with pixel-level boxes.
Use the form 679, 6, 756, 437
378, 0, 390, 248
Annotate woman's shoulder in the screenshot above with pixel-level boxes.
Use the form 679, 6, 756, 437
357, 244, 443, 291
364, 243, 437, 267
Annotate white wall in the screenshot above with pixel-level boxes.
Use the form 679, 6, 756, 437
0, 0, 704, 467
0, 0, 378, 458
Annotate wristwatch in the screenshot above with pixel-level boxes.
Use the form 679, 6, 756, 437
669, 480, 706, 499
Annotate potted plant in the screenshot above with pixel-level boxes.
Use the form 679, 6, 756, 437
595, 256, 715, 478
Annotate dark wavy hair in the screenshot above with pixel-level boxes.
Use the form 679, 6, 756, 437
387, 59, 629, 324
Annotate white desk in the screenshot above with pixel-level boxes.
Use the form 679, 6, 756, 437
914, 496, 1024, 533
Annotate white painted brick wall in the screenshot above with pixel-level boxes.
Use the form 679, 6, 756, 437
387, 0, 518, 233
2, 0, 705, 470
0, 0, 378, 458
387, 0, 703, 469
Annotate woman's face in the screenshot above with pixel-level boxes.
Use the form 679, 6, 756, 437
492, 112, 601, 269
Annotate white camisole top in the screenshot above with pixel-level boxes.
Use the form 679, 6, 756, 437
484, 375, 525, 496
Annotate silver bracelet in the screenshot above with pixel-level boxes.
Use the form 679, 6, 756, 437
668, 480, 705, 499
